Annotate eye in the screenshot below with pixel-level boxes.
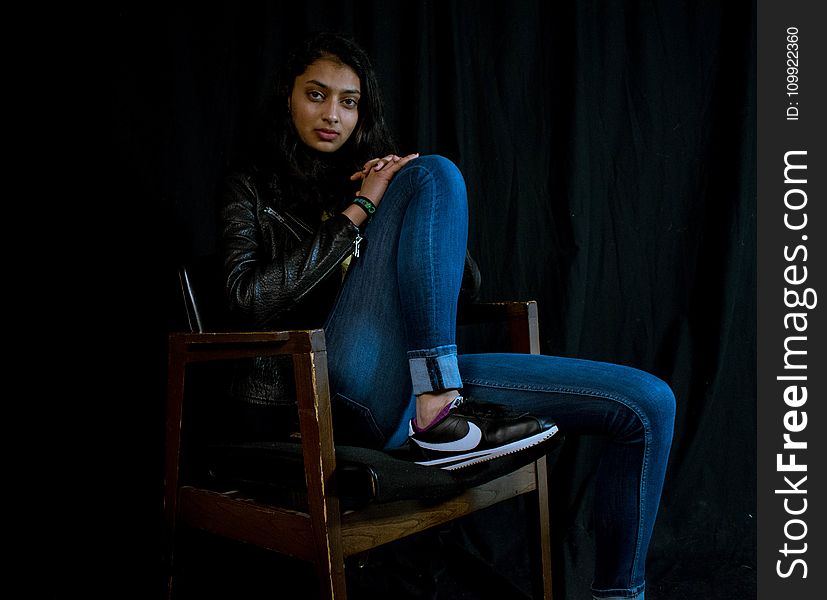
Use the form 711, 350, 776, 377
341, 97, 359, 109
308, 90, 325, 102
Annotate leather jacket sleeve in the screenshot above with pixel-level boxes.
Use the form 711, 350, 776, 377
220, 172, 360, 329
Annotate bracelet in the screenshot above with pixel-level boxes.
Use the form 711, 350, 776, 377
352, 195, 377, 217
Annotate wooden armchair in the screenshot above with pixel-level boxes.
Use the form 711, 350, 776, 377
163, 261, 563, 599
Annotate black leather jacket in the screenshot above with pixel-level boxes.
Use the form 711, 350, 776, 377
221, 170, 362, 332
219, 169, 480, 411
220, 169, 361, 409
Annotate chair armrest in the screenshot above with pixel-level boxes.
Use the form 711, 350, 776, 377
168, 329, 327, 364
166, 329, 334, 453
457, 300, 537, 325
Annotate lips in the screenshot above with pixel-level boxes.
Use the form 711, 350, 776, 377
314, 129, 339, 141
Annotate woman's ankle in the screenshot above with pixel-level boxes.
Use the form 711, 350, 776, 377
415, 390, 461, 428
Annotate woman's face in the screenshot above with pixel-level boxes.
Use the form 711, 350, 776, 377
289, 58, 361, 153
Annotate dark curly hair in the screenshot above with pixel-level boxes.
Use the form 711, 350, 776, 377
254, 32, 397, 210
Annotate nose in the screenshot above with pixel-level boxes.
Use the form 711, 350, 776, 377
324, 104, 339, 125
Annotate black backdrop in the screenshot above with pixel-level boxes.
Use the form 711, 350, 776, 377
105, 1, 756, 598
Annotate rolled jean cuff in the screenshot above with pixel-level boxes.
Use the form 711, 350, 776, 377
407, 344, 462, 395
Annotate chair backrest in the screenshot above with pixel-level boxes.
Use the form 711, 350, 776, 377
177, 254, 232, 333
179, 264, 203, 333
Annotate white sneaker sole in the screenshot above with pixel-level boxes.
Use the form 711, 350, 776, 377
414, 425, 559, 470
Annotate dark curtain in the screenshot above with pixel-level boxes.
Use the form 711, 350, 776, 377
106, 1, 756, 598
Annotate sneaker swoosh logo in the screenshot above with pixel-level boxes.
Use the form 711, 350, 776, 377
412, 422, 483, 452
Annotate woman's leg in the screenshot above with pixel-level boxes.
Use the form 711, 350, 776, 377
457, 353, 675, 600
324, 154, 468, 448
323, 155, 674, 597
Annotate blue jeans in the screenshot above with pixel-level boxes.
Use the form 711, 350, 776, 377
324, 155, 674, 600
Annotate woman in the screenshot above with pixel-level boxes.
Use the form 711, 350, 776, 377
220, 31, 674, 600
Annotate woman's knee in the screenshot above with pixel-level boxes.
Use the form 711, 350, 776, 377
637, 372, 676, 444
606, 367, 675, 444
404, 154, 466, 193
413, 154, 460, 175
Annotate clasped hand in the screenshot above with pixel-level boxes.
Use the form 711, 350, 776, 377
349, 152, 419, 206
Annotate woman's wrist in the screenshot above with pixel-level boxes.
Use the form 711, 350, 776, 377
343, 194, 378, 227
342, 203, 369, 227
351, 195, 377, 217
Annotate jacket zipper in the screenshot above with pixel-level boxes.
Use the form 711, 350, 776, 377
283, 210, 313, 234
263, 205, 363, 301
264, 205, 362, 261
263, 206, 301, 241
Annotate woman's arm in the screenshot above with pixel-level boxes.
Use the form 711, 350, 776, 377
220, 172, 360, 328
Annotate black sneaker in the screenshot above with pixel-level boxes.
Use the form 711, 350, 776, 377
407, 396, 558, 470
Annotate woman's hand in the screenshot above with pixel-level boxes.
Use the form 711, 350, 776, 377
349, 152, 419, 206
349, 155, 396, 182
349, 154, 403, 184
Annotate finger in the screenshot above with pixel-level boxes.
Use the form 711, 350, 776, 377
373, 154, 399, 171
361, 158, 380, 171
386, 153, 419, 172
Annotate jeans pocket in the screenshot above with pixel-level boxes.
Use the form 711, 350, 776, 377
331, 392, 386, 448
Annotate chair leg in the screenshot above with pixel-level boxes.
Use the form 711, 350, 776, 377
317, 545, 348, 600
535, 456, 553, 600
294, 349, 348, 598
